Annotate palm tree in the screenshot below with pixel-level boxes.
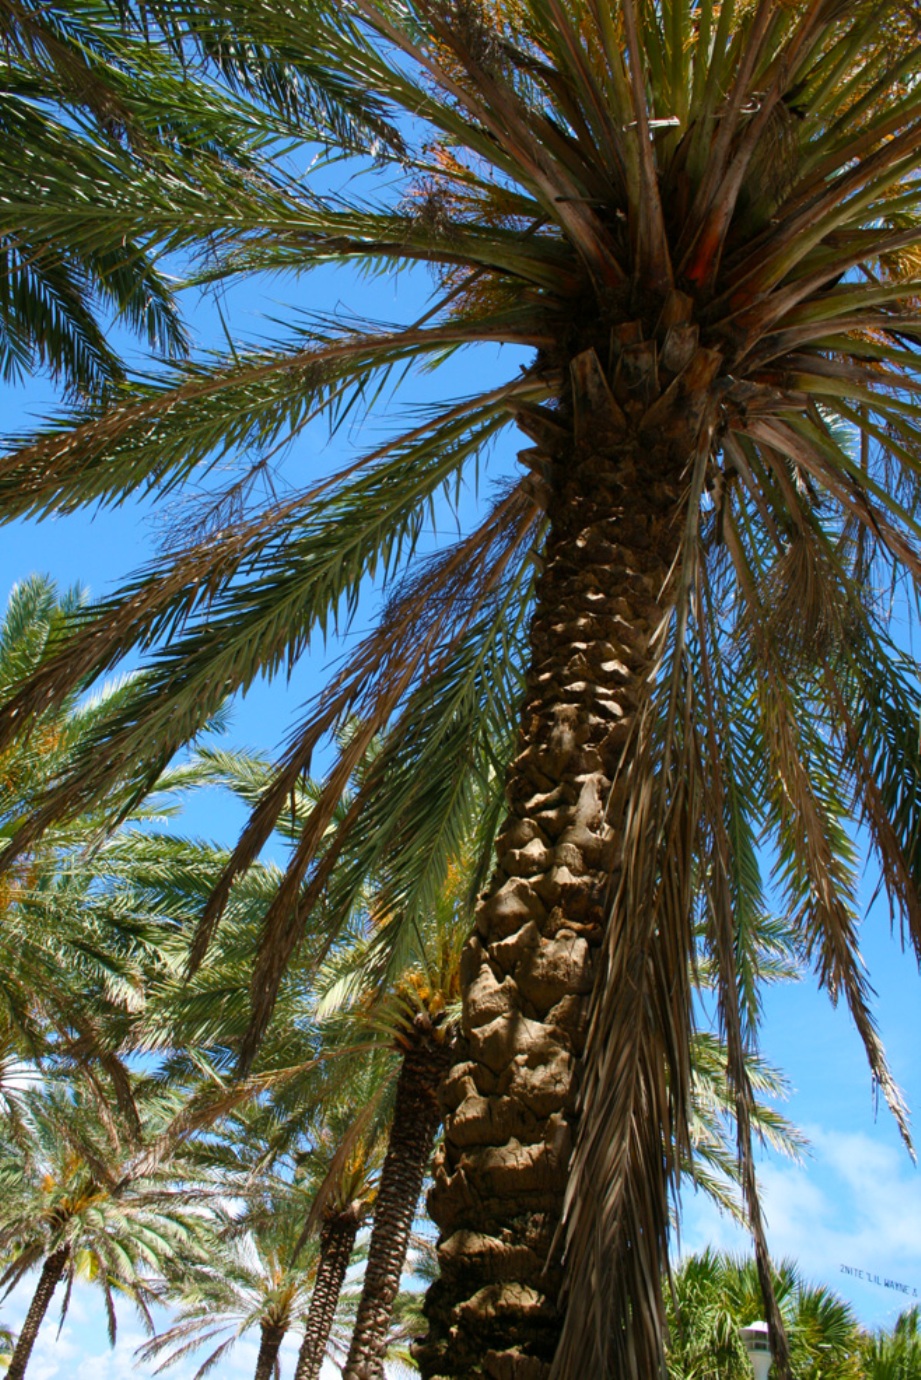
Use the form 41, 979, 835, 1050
292, 1144, 375, 1380
139, 1179, 320, 1380
106, 749, 447, 1379
0, 1075, 218, 1380
324, 861, 465, 1380
667, 1250, 864, 1380
861, 1308, 921, 1380
86, 767, 385, 1379
4, 4, 921, 1374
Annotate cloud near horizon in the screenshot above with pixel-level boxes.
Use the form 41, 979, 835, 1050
678, 1124, 921, 1330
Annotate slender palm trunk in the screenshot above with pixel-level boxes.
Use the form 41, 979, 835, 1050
419, 324, 720, 1377
253, 1318, 287, 1380
6, 1246, 69, 1380
343, 1022, 454, 1380
294, 1205, 362, 1380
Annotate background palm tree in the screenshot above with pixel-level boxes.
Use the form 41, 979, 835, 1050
666, 1250, 863, 1380
291, 1135, 377, 1380
139, 1178, 320, 1380
83, 751, 398, 1376
0, 1074, 218, 1380
322, 855, 466, 1380
861, 1309, 921, 1380
3, 4, 921, 1375
108, 746, 450, 1378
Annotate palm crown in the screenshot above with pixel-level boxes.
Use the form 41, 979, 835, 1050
137, 1177, 324, 1380
3, 2, 921, 1375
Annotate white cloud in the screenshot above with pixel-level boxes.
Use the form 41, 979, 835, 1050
678, 1125, 921, 1329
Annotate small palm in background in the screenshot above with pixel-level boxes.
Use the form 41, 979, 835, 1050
861, 1309, 921, 1380
0, 1076, 219, 1380
138, 1177, 322, 1380
667, 1251, 864, 1380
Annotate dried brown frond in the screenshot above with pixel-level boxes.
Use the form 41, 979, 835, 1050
425, 0, 516, 85
695, 577, 793, 1378
553, 670, 698, 1377
759, 528, 849, 667
553, 451, 710, 1377
823, 670, 921, 965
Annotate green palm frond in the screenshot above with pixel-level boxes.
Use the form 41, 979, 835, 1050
861, 1307, 921, 1380
0, 0, 381, 396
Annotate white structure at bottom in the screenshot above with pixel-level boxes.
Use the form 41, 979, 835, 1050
740, 1320, 771, 1380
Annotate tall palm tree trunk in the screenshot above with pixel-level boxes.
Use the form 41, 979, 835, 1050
6, 1245, 69, 1380
253, 1318, 287, 1380
294, 1205, 362, 1380
419, 331, 720, 1377
343, 1021, 454, 1380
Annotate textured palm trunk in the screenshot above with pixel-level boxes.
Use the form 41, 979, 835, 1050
253, 1318, 287, 1380
418, 318, 721, 1378
342, 1021, 454, 1380
294, 1205, 362, 1380
7, 1246, 69, 1380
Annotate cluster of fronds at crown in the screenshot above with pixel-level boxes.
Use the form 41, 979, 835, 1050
0, 1071, 230, 1343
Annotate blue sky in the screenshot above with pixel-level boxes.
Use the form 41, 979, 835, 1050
1, 240, 920, 1372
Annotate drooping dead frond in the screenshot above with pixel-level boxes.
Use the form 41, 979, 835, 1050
552, 451, 709, 1378
553, 639, 697, 1376
722, 507, 913, 1154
